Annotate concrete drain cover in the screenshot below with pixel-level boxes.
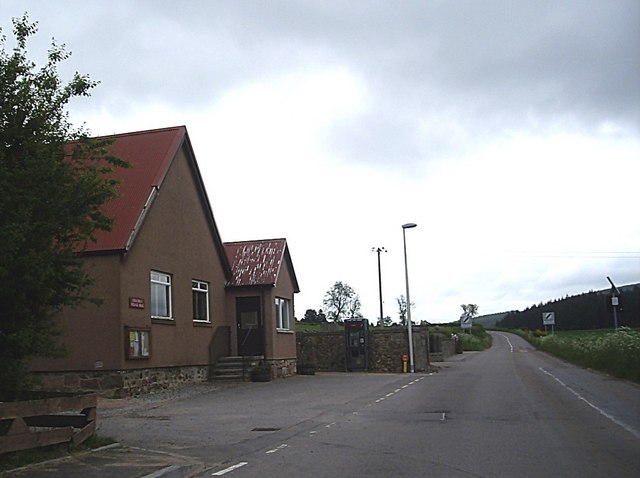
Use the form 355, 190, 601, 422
252, 427, 281, 432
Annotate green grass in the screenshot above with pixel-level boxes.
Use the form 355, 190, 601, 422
0, 434, 116, 472
508, 327, 640, 383
434, 325, 493, 351
459, 329, 493, 351
296, 322, 329, 333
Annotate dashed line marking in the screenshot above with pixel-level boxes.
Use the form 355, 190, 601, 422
265, 444, 289, 454
212, 462, 248, 475
372, 376, 430, 403
304, 376, 435, 445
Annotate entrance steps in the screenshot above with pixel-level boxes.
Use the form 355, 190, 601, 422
213, 355, 264, 381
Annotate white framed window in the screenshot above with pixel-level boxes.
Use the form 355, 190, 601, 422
275, 297, 291, 330
192, 280, 210, 322
150, 271, 172, 319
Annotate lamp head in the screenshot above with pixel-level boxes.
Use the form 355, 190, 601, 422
402, 223, 417, 229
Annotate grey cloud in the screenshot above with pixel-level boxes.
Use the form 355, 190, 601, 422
6, 1, 639, 155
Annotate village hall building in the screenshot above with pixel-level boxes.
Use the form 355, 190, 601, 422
31, 126, 300, 396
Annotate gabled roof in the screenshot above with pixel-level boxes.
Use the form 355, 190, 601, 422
81, 126, 230, 276
85, 126, 184, 253
224, 239, 300, 292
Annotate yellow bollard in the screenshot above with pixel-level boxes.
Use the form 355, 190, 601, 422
401, 354, 409, 373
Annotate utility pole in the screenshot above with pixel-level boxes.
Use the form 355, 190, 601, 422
372, 247, 386, 326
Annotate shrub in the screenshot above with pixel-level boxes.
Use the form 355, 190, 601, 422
524, 327, 640, 383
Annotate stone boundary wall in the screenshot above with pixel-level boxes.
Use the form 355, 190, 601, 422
297, 332, 345, 371
34, 365, 210, 398
297, 326, 455, 373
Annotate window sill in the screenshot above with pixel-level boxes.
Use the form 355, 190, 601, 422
152, 317, 175, 325
276, 328, 294, 334
193, 320, 212, 327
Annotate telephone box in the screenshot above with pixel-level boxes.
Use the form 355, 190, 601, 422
344, 319, 369, 371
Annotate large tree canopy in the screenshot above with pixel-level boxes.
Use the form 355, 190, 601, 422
322, 281, 362, 322
0, 15, 127, 396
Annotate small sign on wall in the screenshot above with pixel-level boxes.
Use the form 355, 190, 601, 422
129, 297, 145, 309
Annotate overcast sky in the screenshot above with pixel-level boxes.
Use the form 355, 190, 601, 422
3, 1, 639, 324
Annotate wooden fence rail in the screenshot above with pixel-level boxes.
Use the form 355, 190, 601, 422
0, 392, 97, 454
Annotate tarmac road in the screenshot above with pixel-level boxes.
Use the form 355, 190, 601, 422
4, 331, 639, 477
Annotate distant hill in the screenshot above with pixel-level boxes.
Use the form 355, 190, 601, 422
495, 282, 640, 330
474, 312, 511, 327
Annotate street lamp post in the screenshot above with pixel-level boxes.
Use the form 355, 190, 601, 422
402, 223, 417, 373
372, 247, 386, 327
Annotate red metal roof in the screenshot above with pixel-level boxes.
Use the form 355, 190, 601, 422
75, 125, 297, 292
83, 126, 186, 252
224, 239, 299, 291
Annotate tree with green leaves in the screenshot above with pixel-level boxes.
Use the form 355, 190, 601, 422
303, 309, 327, 323
322, 281, 362, 322
0, 15, 127, 397
461, 304, 479, 317
397, 295, 415, 326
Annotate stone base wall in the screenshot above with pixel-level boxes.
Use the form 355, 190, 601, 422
269, 358, 296, 378
34, 365, 210, 398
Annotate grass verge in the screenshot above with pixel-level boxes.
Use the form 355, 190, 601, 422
506, 327, 640, 383
432, 324, 493, 351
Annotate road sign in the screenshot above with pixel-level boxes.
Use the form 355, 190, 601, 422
460, 312, 472, 329
542, 312, 555, 326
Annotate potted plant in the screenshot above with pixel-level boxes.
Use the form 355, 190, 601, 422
297, 360, 316, 375
250, 362, 272, 382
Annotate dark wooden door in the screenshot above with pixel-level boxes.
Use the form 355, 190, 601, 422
236, 296, 264, 356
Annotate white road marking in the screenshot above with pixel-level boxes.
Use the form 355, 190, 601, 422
212, 462, 248, 475
373, 376, 430, 405
499, 333, 514, 352
539, 367, 640, 439
266, 444, 289, 454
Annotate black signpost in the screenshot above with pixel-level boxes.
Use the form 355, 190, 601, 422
607, 276, 620, 330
